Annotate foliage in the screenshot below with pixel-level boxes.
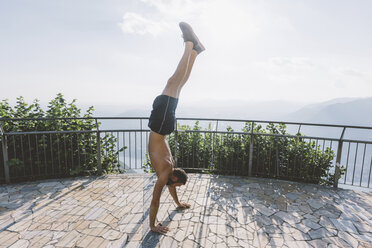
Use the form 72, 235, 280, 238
167, 121, 343, 186
0, 94, 125, 182
142, 153, 155, 173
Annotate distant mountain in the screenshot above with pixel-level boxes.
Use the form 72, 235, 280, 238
177, 100, 306, 120
112, 100, 307, 120
286, 97, 372, 126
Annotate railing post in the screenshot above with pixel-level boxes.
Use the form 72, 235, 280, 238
0, 122, 10, 184
1, 135, 10, 184
334, 127, 346, 188
174, 119, 178, 167
276, 136, 280, 177
95, 119, 102, 175
211, 120, 218, 168
248, 122, 254, 177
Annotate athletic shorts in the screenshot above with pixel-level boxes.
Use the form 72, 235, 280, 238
148, 95, 179, 135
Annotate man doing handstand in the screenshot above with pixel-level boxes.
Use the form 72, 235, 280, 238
148, 22, 205, 234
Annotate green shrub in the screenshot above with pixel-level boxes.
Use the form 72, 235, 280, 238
167, 121, 343, 186
0, 94, 125, 182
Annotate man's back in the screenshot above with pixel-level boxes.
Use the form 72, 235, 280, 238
148, 131, 174, 177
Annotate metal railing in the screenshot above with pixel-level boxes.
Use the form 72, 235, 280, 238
1, 117, 372, 189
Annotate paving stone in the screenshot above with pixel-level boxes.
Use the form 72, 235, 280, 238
260, 225, 281, 235
8, 239, 30, 248
286, 240, 313, 248
29, 234, 52, 247
291, 222, 311, 234
308, 227, 337, 239
254, 215, 272, 227
315, 209, 339, 219
353, 220, 372, 233
238, 239, 250, 247
101, 229, 122, 240
303, 213, 318, 221
323, 237, 353, 248
157, 236, 177, 248
106, 234, 128, 248
75, 235, 96, 247
252, 230, 269, 247
339, 211, 363, 222
174, 228, 186, 242
254, 204, 276, 217
338, 231, 359, 248
182, 239, 199, 247
269, 237, 284, 246
302, 219, 321, 230
192, 222, 209, 239
84, 207, 106, 221
319, 216, 335, 229
89, 221, 107, 228
215, 242, 228, 248
20, 230, 51, 240
291, 228, 311, 241
306, 199, 324, 210
275, 211, 302, 224
285, 192, 298, 201
56, 230, 81, 247
307, 239, 329, 248
330, 218, 359, 234
37, 182, 64, 188
227, 236, 239, 246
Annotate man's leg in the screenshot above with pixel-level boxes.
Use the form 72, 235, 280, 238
162, 41, 198, 98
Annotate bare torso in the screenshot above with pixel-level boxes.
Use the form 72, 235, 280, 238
148, 131, 174, 177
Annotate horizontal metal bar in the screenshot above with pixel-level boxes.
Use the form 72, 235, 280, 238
176, 117, 372, 130
3, 125, 372, 144
1, 117, 372, 130
342, 139, 372, 144
99, 129, 151, 133
4, 130, 97, 135
176, 129, 351, 143
3, 129, 151, 136
0, 117, 150, 121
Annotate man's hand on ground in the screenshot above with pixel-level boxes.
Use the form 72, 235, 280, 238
177, 202, 191, 209
151, 223, 169, 234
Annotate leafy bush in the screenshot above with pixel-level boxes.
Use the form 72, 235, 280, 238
167, 121, 343, 186
0, 94, 125, 183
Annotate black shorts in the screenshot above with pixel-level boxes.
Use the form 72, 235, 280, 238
148, 95, 179, 135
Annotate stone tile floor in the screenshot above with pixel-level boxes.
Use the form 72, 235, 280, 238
0, 174, 372, 248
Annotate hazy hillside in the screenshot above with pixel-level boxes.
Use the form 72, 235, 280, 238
286, 97, 372, 126
112, 100, 307, 120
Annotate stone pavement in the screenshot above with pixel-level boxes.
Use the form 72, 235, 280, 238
0, 174, 372, 248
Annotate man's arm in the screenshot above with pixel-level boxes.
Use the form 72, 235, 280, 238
167, 185, 181, 206
149, 175, 169, 233
168, 185, 191, 209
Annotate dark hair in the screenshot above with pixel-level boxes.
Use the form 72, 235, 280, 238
173, 168, 188, 184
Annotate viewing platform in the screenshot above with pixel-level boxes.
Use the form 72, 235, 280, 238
1, 174, 372, 248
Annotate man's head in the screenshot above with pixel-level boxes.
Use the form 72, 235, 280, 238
167, 168, 188, 186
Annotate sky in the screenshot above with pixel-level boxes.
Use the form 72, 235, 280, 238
1, 0, 372, 113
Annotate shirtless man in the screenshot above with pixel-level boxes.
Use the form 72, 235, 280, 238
148, 22, 205, 234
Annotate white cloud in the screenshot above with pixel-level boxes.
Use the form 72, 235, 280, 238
119, 12, 170, 36
140, 0, 202, 19
119, 0, 205, 36
333, 67, 367, 79
268, 57, 315, 68
118, 0, 268, 38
